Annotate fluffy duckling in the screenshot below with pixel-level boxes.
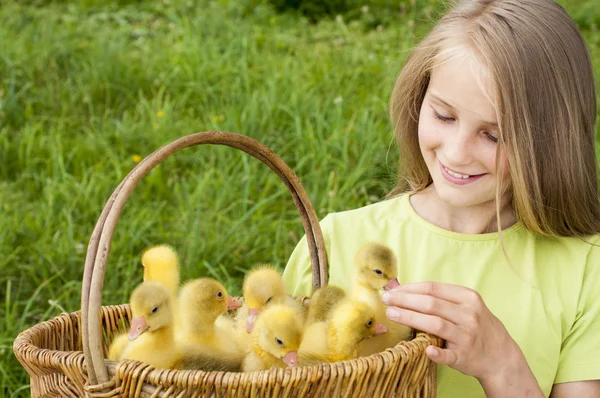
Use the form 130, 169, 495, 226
352, 242, 412, 356
237, 264, 305, 334
177, 278, 241, 355
242, 304, 303, 372
299, 299, 387, 365
305, 285, 346, 326
353, 242, 400, 306
141, 244, 180, 298
116, 281, 180, 368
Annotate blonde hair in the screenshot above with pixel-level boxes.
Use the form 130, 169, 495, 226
389, 0, 600, 237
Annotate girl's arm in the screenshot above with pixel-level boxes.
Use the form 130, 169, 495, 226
550, 381, 600, 397
382, 282, 545, 397
476, 345, 544, 397
475, 344, 544, 397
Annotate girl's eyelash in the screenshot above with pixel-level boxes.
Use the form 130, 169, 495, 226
432, 108, 454, 122
485, 133, 498, 143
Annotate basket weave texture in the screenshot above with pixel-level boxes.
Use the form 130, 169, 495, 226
13, 132, 443, 397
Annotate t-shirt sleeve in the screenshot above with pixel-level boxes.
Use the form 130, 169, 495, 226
554, 237, 600, 383
282, 215, 333, 297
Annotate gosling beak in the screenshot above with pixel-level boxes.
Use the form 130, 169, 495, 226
128, 317, 149, 341
282, 351, 298, 367
384, 278, 401, 291
374, 322, 388, 336
246, 309, 260, 333
227, 296, 242, 311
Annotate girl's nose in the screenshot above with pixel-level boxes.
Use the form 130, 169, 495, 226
443, 125, 473, 166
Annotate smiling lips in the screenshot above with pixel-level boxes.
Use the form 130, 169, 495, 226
439, 161, 485, 185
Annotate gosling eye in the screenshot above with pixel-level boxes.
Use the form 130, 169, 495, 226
373, 269, 383, 276
265, 297, 273, 305
216, 291, 223, 299
151, 305, 159, 314
366, 319, 373, 328
275, 337, 284, 347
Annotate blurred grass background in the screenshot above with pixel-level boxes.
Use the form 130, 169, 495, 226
0, 0, 598, 395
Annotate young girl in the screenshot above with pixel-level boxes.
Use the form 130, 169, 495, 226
282, 0, 600, 397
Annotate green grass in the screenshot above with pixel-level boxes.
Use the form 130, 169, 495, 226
0, 0, 598, 396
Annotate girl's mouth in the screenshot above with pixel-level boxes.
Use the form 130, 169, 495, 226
439, 161, 485, 185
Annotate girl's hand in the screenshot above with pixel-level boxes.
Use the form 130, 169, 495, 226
381, 282, 540, 395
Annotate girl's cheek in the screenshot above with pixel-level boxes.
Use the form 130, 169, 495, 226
493, 150, 511, 189
419, 120, 443, 151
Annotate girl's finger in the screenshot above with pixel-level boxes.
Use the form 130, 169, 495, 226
393, 282, 481, 305
382, 291, 467, 325
386, 306, 460, 343
425, 345, 458, 366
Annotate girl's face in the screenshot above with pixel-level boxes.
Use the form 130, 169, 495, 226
418, 56, 511, 209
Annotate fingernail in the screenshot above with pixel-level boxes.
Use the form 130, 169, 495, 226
386, 307, 401, 319
381, 292, 391, 304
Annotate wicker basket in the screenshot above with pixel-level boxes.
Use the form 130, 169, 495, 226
13, 131, 443, 397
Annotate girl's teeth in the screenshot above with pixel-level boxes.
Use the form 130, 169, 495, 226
445, 167, 470, 179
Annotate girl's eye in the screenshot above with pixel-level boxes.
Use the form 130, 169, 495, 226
432, 108, 455, 122
275, 337, 284, 347
485, 132, 498, 143
151, 306, 158, 314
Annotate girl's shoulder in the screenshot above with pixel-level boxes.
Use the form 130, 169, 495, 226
525, 232, 600, 265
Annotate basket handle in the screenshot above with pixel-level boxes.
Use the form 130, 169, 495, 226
80, 131, 328, 385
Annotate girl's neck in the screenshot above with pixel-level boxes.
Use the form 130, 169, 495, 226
410, 185, 516, 234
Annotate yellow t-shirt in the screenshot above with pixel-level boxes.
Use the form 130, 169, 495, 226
282, 194, 600, 397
